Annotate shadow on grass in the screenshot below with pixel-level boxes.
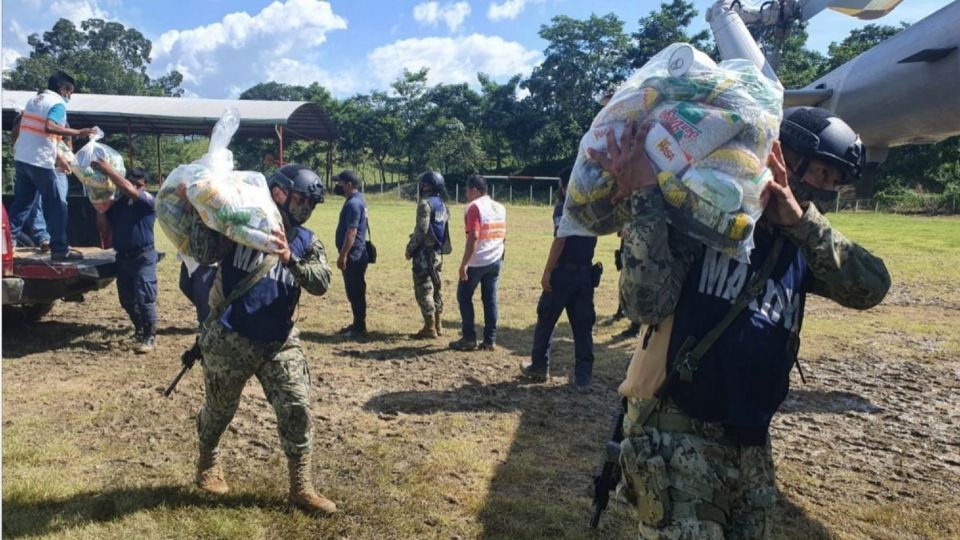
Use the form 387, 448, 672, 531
1, 485, 284, 538
365, 323, 636, 538
156, 325, 201, 337
1, 320, 125, 359
364, 321, 840, 538
775, 496, 838, 539
780, 388, 883, 415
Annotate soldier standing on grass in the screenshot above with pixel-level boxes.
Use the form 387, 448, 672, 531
186, 164, 336, 516
406, 171, 452, 339
592, 108, 890, 538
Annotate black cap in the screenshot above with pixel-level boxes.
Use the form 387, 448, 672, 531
332, 169, 360, 186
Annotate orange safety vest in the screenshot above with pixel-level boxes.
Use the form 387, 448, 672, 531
14, 90, 65, 169
466, 195, 506, 267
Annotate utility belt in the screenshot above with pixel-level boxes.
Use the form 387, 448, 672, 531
626, 398, 738, 447
555, 261, 592, 272
620, 398, 735, 528
116, 245, 155, 260
555, 261, 603, 288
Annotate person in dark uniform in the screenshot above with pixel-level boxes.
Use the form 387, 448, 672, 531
92, 160, 158, 354
333, 170, 370, 338
520, 166, 598, 392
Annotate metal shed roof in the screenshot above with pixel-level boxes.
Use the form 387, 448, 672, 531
1, 90, 337, 141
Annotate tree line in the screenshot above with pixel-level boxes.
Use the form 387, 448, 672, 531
3, 1, 957, 208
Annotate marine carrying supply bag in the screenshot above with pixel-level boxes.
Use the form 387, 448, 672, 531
560, 43, 784, 262
157, 109, 283, 257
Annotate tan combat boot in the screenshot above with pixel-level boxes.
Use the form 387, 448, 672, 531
434, 312, 443, 336
195, 444, 229, 495
288, 454, 337, 516
412, 317, 438, 339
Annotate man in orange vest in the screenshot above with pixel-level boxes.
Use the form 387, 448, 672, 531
449, 175, 506, 351
8, 71, 94, 261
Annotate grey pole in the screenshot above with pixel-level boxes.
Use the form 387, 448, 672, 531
529, 184, 533, 204
455, 184, 459, 203
509, 183, 513, 203
549, 186, 553, 205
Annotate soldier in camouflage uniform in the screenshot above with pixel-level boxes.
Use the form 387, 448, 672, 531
405, 171, 451, 339
188, 164, 337, 516
588, 108, 891, 538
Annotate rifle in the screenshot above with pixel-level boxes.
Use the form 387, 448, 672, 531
590, 408, 625, 528
164, 338, 203, 397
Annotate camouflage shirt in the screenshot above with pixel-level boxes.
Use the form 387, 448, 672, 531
406, 198, 435, 257
620, 186, 891, 325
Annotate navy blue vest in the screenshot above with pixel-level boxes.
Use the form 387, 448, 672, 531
427, 195, 449, 250
219, 227, 314, 343
553, 201, 596, 264
666, 226, 808, 446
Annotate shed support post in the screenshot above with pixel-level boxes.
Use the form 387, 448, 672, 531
127, 118, 134, 165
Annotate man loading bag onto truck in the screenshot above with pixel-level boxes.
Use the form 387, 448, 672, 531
185, 164, 337, 516
8, 71, 94, 261
590, 107, 891, 538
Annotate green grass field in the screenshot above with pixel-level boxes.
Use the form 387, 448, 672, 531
3, 201, 959, 539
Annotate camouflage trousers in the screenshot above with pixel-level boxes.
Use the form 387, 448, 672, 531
619, 399, 776, 540
197, 322, 313, 457
412, 249, 443, 323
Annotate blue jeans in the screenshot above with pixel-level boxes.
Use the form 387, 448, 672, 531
117, 248, 159, 336
9, 162, 70, 255
17, 191, 50, 247
343, 254, 369, 329
456, 259, 502, 344
530, 266, 596, 385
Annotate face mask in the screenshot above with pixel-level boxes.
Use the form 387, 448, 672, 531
333, 184, 345, 196
790, 176, 837, 214
282, 196, 314, 227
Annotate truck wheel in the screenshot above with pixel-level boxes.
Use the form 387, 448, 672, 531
2, 302, 55, 324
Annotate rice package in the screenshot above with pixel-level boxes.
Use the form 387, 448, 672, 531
562, 43, 783, 260
68, 128, 121, 212
157, 108, 282, 255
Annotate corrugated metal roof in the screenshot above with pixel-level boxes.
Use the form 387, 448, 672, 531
1, 90, 337, 141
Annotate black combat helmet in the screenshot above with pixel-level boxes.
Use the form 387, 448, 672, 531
418, 171, 445, 193
269, 164, 325, 204
779, 107, 865, 183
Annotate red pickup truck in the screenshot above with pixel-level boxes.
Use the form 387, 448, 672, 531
2, 203, 117, 323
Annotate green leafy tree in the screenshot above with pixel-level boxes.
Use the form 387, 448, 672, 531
825, 23, 905, 72
4, 18, 182, 96
628, 0, 710, 68
523, 14, 632, 161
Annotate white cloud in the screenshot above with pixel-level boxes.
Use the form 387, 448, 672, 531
152, 0, 348, 90
368, 34, 541, 89
266, 58, 360, 95
49, 0, 108, 25
413, 1, 472, 32
2, 48, 23, 72
487, 0, 542, 21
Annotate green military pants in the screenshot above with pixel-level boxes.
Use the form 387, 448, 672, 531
620, 399, 777, 540
197, 323, 313, 457
412, 249, 443, 322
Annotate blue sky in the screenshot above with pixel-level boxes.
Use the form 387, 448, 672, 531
1, 0, 952, 99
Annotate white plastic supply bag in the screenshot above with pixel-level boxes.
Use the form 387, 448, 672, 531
157, 109, 283, 256
69, 127, 121, 212
561, 43, 783, 261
